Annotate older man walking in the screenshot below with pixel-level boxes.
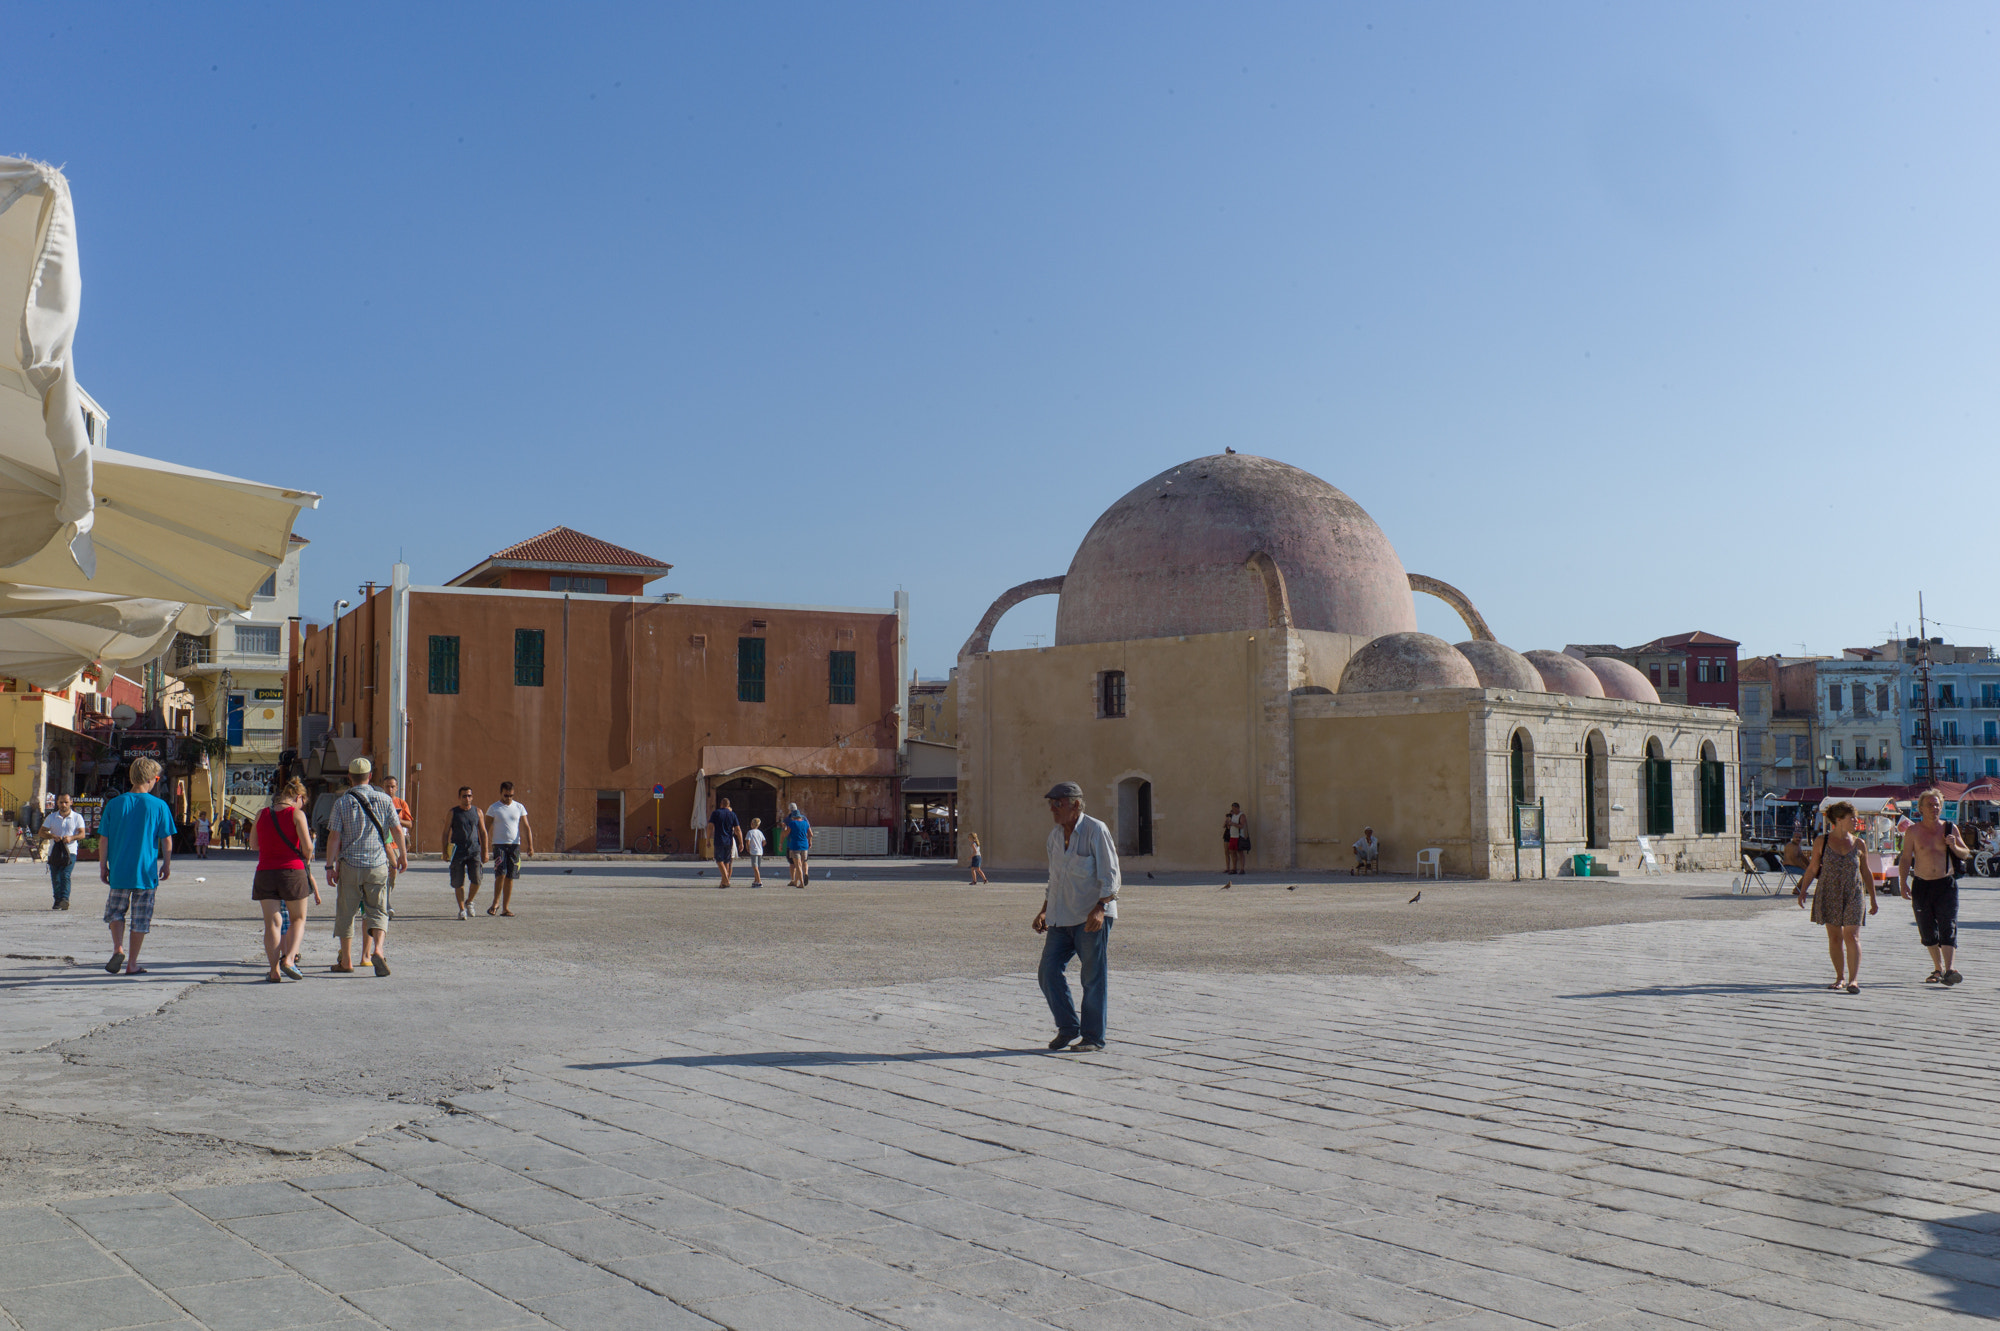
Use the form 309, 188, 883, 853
1033, 781, 1120, 1052
325, 757, 407, 977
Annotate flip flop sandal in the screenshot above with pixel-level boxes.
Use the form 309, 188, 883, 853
125, 967, 147, 976
1845, 984, 1861, 994
371, 955, 391, 977
281, 963, 304, 981
1925, 972, 1944, 983
105, 952, 124, 974
1826, 981, 1845, 991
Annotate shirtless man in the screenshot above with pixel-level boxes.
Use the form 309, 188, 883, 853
1898, 789, 1972, 986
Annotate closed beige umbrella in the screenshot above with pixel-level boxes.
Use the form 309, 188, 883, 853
0, 156, 317, 612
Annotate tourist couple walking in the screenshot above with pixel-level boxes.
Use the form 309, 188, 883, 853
1795, 790, 1970, 992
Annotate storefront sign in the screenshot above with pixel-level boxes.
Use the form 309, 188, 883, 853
227, 764, 277, 797
120, 735, 169, 761
0, 747, 12, 775
254, 688, 284, 701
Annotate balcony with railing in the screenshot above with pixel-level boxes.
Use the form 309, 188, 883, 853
171, 636, 285, 674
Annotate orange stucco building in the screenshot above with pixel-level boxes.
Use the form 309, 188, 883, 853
292, 528, 906, 853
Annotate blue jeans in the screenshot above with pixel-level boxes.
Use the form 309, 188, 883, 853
48, 858, 73, 905
1039, 918, 1112, 1045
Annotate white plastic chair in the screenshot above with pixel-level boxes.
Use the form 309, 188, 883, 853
1636, 836, 1664, 876
1416, 847, 1442, 880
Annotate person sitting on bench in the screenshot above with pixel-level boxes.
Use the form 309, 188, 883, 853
1352, 827, 1380, 875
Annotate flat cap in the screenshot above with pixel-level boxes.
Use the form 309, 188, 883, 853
1043, 781, 1083, 801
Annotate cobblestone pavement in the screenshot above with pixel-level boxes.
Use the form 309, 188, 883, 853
5, 885, 2000, 1329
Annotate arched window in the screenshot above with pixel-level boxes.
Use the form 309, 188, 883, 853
1698, 739, 1727, 834
1584, 730, 1610, 849
1116, 777, 1153, 856
1509, 729, 1536, 806
1644, 737, 1674, 835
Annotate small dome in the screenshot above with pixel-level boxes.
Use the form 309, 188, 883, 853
1055, 452, 1418, 646
1584, 656, 1660, 703
1339, 632, 1480, 694
1455, 640, 1545, 692
1523, 650, 1606, 698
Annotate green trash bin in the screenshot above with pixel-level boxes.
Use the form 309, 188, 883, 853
1571, 853, 1593, 878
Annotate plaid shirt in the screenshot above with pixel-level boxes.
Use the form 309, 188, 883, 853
331, 784, 400, 867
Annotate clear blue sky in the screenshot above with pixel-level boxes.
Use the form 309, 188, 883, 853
13, 3, 1998, 674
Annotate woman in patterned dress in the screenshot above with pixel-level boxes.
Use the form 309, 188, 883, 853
1794, 801, 1877, 994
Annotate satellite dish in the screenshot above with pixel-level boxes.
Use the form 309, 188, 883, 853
112, 704, 138, 726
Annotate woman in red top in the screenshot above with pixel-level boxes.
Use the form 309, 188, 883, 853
251, 778, 320, 983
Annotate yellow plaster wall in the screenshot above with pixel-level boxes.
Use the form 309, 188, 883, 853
1294, 710, 1472, 875
962, 632, 1266, 870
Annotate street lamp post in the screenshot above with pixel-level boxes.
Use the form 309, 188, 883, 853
328, 598, 349, 746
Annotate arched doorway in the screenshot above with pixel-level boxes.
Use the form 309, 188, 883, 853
1116, 778, 1153, 856
1584, 730, 1609, 849
716, 776, 778, 846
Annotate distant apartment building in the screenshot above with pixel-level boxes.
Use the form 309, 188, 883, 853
1889, 638, 2000, 783
1816, 652, 1902, 783
294, 527, 907, 854
169, 534, 308, 822
1738, 656, 1827, 797
1632, 632, 1740, 710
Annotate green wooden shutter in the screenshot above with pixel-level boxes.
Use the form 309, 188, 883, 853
1700, 759, 1726, 834
828, 650, 856, 705
427, 636, 460, 695
737, 637, 766, 702
514, 629, 545, 687
1646, 757, 1674, 834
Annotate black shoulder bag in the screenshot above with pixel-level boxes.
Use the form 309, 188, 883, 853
344, 790, 392, 854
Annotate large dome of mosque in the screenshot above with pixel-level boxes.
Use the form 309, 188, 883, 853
1054, 453, 1419, 646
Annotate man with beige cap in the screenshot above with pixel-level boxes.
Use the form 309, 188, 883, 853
324, 757, 407, 976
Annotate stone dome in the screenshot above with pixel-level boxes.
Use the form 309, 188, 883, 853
1583, 656, 1660, 704
1339, 632, 1480, 694
1054, 453, 1419, 646
1523, 650, 1606, 698
1454, 640, 1545, 692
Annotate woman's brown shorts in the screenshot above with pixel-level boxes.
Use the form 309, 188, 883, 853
252, 868, 314, 902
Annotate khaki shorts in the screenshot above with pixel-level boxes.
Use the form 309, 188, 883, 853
335, 861, 391, 938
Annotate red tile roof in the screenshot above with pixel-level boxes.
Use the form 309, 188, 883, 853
1636, 630, 1740, 652
488, 526, 671, 570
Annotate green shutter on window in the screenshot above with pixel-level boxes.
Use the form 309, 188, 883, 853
1645, 757, 1674, 834
738, 637, 766, 702
427, 636, 460, 695
828, 650, 856, 705
514, 628, 545, 687
1699, 759, 1726, 834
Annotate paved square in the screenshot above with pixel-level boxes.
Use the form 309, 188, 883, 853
3, 865, 2000, 1327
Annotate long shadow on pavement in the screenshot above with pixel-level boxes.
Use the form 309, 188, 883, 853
1556, 981, 1835, 998
573, 1048, 1049, 1070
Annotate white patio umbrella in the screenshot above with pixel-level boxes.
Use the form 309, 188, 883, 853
0, 584, 216, 688
0, 156, 317, 611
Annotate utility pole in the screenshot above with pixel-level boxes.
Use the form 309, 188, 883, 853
1919, 593, 1937, 785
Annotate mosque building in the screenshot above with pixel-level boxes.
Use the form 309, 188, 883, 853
956, 453, 1739, 877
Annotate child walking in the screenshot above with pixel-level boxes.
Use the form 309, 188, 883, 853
744, 817, 767, 887
1795, 801, 1877, 993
